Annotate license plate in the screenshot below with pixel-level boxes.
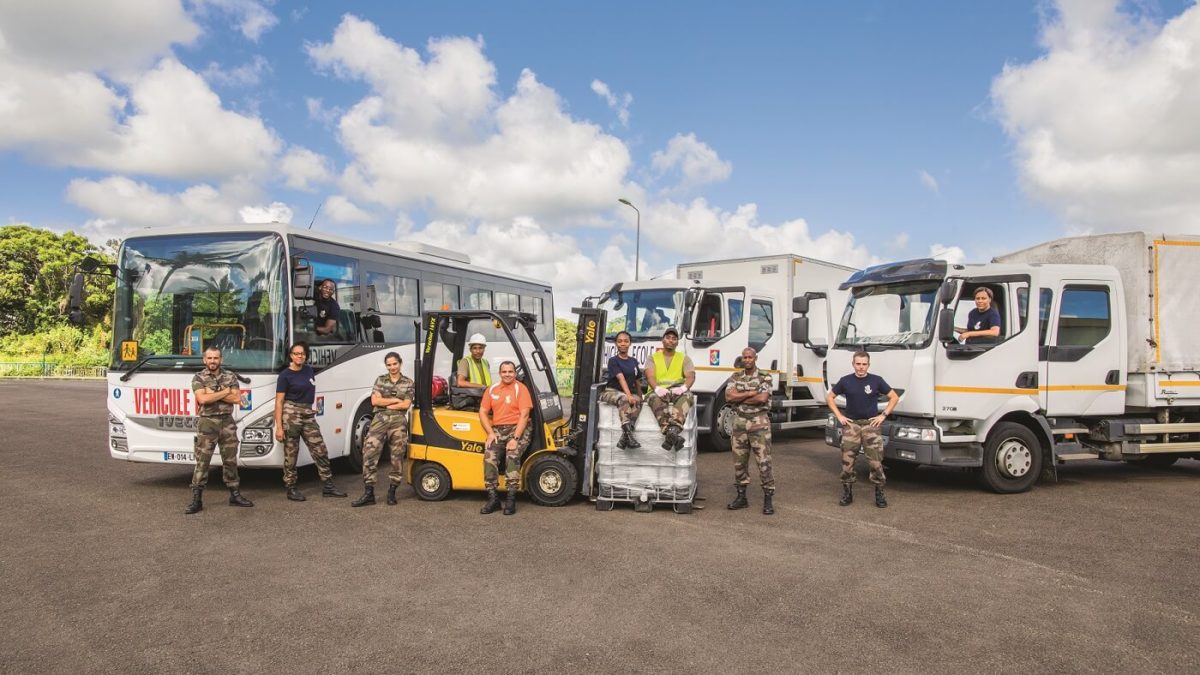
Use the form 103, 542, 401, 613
163, 451, 195, 463
158, 416, 199, 430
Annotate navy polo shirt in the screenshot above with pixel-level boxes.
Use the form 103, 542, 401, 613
277, 365, 317, 405
832, 373, 892, 420
606, 355, 642, 392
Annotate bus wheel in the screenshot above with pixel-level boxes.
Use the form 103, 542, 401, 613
413, 462, 452, 501
980, 422, 1042, 494
347, 403, 374, 473
702, 393, 733, 453
525, 454, 578, 507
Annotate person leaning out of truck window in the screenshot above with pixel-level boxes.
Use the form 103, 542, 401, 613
313, 279, 340, 338
955, 287, 1001, 344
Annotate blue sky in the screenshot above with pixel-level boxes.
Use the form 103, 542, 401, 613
2, 1, 1199, 312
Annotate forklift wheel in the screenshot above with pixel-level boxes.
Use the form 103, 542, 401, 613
524, 454, 579, 507
412, 462, 452, 501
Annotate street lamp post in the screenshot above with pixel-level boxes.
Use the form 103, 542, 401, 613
617, 198, 640, 281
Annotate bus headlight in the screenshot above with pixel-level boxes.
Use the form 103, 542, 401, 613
108, 413, 127, 439
241, 414, 274, 443
895, 426, 937, 442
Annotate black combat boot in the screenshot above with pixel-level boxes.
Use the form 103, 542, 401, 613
322, 479, 347, 498
503, 489, 517, 515
622, 422, 641, 449
762, 490, 774, 515
480, 489, 501, 514
617, 429, 629, 449
839, 483, 853, 506
351, 485, 375, 507
286, 486, 306, 501
874, 486, 888, 509
386, 484, 398, 505
661, 427, 678, 451
727, 485, 748, 510
228, 489, 253, 507
672, 428, 685, 451
184, 488, 203, 515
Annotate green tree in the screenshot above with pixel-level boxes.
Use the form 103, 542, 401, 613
555, 317, 577, 369
0, 224, 114, 334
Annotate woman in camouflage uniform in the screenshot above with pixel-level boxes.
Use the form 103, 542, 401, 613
351, 352, 415, 507
274, 342, 346, 501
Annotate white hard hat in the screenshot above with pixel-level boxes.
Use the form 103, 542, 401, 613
468, 333, 487, 347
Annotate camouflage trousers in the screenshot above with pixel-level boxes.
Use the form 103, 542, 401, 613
191, 415, 240, 489
599, 388, 642, 426
361, 412, 408, 486
840, 419, 886, 486
282, 401, 334, 487
647, 391, 693, 433
732, 412, 774, 492
484, 424, 532, 491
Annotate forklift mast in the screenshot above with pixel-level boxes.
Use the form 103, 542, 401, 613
566, 306, 607, 445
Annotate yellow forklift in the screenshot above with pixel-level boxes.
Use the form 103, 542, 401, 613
405, 307, 606, 506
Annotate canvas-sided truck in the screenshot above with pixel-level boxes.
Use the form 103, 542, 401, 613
598, 254, 856, 451
805, 232, 1200, 493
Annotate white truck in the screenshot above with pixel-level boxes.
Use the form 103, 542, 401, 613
804, 232, 1200, 492
597, 254, 857, 451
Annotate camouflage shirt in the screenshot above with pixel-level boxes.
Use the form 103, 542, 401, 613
727, 368, 772, 416
372, 373, 415, 418
191, 367, 240, 417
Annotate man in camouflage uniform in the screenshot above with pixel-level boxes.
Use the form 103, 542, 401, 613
185, 346, 253, 514
352, 353, 415, 507
724, 348, 775, 515
645, 327, 695, 451
826, 351, 899, 508
479, 361, 534, 515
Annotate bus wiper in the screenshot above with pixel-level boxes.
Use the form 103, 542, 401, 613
119, 355, 202, 382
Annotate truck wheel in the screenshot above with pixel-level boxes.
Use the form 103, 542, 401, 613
412, 462, 452, 501
1129, 455, 1180, 469
347, 402, 374, 473
702, 394, 734, 453
980, 422, 1043, 494
524, 454, 579, 506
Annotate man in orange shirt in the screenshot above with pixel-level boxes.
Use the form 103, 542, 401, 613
478, 360, 533, 515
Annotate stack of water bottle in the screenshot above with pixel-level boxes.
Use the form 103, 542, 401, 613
593, 403, 697, 509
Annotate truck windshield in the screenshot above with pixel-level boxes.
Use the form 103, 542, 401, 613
111, 232, 288, 372
600, 289, 685, 340
835, 281, 940, 349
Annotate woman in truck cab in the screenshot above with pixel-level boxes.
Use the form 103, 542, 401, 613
956, 287, 1001, 344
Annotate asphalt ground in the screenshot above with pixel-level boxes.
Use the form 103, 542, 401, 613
1, 380, 1198, 674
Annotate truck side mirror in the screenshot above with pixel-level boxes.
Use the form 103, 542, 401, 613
791, 316, 810, 344
292, 259, 313, 301
938, 280, 957, 306
937, 307, 956, 342
792, 296, 810, 315
67, 272, 85, 326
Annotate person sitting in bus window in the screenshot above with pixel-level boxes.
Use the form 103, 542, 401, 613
313, 279, 340, 338
955, 287, 1001, 344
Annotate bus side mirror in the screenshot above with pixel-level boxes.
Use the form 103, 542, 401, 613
67, 272, 85, 326
938, 280, 957, 307
292, 259, 313, 301
938, 307, 956, 342
792, 296, 809, 315
791, 316, 809, 344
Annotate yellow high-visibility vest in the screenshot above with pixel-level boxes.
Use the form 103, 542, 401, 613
651, 351, 686, 387
464, 357, 491, 386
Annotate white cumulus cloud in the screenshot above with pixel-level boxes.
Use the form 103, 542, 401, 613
192, 0, 278, 41
929, 243, 966, 264
323, 195, 373, 225
992, 0, 1200, 232
591, 79, 633, 127
651, 133, 733, 190
918, 169, 939, 193
307, 15, 631, 221
64, 175, 283, 233
202, 54, 271, 87
280, 146, 333, 191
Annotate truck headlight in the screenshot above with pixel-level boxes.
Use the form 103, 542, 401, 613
895, 426, 937, 442
826, 413, 837, 428
108, 413, 127, 439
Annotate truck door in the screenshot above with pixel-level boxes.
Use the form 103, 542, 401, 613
748, 298, 777, 370
1043, 281, 1124, 416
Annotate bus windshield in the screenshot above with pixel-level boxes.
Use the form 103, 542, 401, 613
111, 232, 287, 372
600, 289, 685, 340
835, 281, 940, 349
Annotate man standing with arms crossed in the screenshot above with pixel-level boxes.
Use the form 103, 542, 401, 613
826, 351, 899, 508
479, 361, 533, 516
645, 327, 695, 451
185, 346, 253, 514
724, 347, 775, 515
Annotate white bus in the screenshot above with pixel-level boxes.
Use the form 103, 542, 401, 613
101, 223, 555, 473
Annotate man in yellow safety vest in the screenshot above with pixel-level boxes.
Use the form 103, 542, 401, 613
457, 333, 492, 389
645, 327, 696, 451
